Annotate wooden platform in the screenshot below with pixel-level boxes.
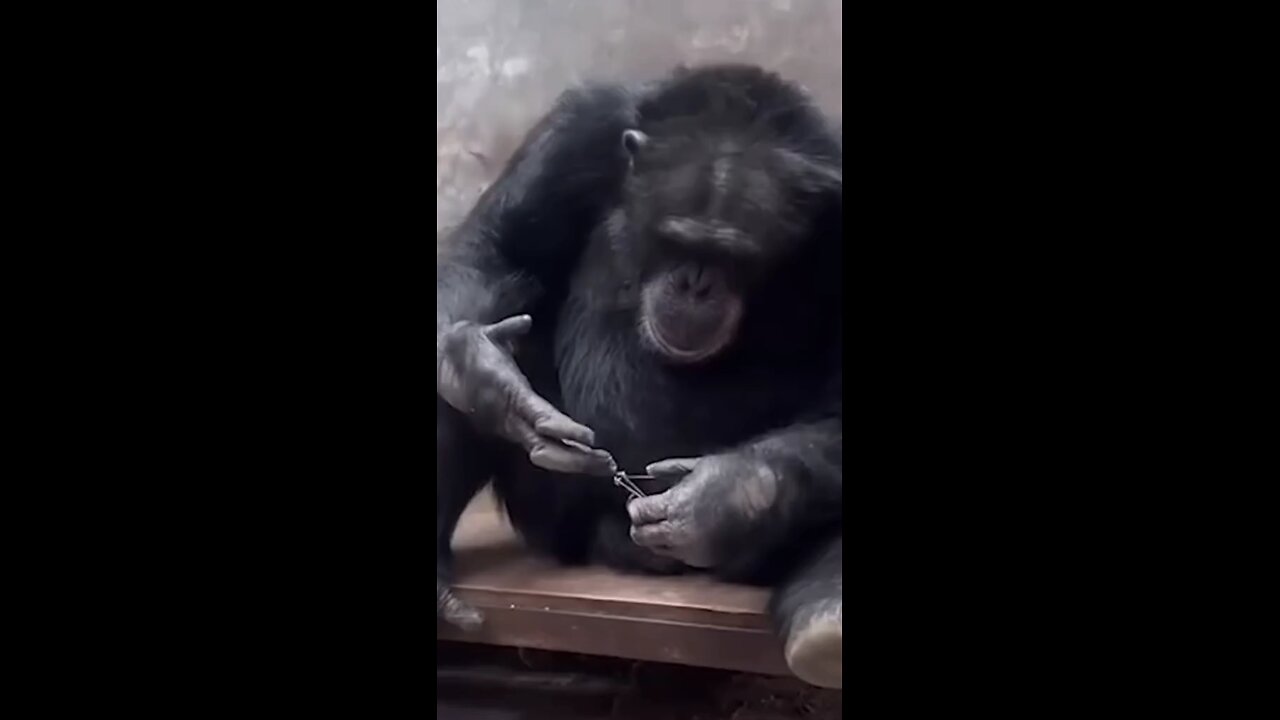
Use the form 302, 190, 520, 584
438, 494, 790, 676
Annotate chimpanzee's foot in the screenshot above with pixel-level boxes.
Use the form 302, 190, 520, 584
773, 535, 843, 688
783, 595, 842, 688
437, 576, 483, 631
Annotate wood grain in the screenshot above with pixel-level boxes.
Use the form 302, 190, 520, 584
440, 499, 789, 676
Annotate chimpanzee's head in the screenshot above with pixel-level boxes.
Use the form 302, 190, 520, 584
619, 127, 840, 365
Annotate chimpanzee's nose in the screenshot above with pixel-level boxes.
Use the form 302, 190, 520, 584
673, 265, 718, 301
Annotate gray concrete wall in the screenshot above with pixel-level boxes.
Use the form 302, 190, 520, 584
436, 0, 843, 235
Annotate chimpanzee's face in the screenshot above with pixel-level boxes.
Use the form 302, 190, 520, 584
619, 129, 830, 365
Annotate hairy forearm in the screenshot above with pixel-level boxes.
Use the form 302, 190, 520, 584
436, 251, 543, 370
745, 418, 842, 522
437, 262, 496, 336
703, 418, 841, 582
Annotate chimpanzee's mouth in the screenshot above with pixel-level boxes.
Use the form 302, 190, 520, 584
641, 302, 742, 365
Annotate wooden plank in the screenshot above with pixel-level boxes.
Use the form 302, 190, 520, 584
440, 499, 789, 676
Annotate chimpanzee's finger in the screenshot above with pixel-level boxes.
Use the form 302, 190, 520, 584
630, 520, 678, 548
507, 416, 546, 451
532, 414, 597, 448
531, 442, 616, 476
510, 419, 615, 475
512, 391, 596, 447
646, 458, 701, 477
627, 494, 670, 525
483, 314, 533, 344
560, 439, 617, 472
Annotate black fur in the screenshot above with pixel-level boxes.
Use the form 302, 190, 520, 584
437, 65, 842, 635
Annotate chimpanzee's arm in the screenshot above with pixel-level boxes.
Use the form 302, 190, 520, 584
721, 415, 842, 575
437, 85, 638, 339
436, 86, 637, 475
437, 85, 641, 630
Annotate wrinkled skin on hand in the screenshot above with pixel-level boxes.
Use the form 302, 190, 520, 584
627, 453, 780, 568
437, 315, 616, 476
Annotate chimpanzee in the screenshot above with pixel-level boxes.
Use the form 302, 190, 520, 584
436, 64, 843, 688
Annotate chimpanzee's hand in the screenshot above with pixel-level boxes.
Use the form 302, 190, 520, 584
438, 315, 616, 476
627, 454, 780, 568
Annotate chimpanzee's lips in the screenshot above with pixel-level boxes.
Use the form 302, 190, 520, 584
650, 330, 721, 363
643, 301, 742, 365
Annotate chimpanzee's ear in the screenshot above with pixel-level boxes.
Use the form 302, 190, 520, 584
621, 129, 649, 158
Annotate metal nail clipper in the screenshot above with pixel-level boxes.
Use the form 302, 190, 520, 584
612, 471, 652, 500
559, 438, 652, 500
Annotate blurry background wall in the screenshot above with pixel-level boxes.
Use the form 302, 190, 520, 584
437, 0, 842, 235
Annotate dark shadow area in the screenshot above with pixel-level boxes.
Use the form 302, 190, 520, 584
438, 644, 841, 720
